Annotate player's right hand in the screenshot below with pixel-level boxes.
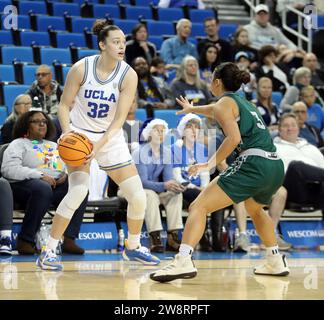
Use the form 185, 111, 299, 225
188, 163, 209, 178
175, 96, 194, 115
57, 130, 74, 144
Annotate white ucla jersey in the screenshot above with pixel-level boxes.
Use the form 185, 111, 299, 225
70, 55, 131, 133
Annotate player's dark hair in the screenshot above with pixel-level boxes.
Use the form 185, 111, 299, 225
212, 62, 250, 92
92, 19, 121, 50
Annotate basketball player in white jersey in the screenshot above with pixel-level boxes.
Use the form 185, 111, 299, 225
36, 20, 160, 270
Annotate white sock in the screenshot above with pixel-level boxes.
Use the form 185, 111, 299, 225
47, 236, 59, 252
127, 232, 141, 250
0, 230, 12, 238
179, 244, 194, 257
239, 231, 247, 236
266, 245, 280, 257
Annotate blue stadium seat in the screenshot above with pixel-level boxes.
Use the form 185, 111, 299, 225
19, 1, 47, 15
0, 30, 13, 45
135, 0, 150, 5
52, 3, 80, 16
219, 24, 237, 40
73, 0, 100, 4
114, 19, 139, 35
158, 8, 184, 21
272, 91, 283, 105
40, 48, 71, 65
0, 65, 15, 82
190, 23, 205, 37
318, 15, 324, 28
147, 20, 175, 36
20, 31, 50, 46
154, 109, 179, 128
93, 4, 120, 19
0, 1, 11, 14
62, 66, 71, 84
125, 6, 152, 20
1, 14, 31, 30
56, 33, 86, 48
189, 9, 215, 23
148, 36, 163, 50
3, 85, 30, 113
2, 46, 34, 64
135, 108, 147, 122
37, 16, 66, 32
22, 65, 55, 85
71, 17, 97, 32
78, 49, 99, 60
0, 106, 7, 126
106, 0, 130, 4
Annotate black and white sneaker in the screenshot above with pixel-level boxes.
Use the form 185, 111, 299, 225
254, 254, 290, 276
0, 237, 12, 256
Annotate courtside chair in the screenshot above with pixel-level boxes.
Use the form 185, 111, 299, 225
40, 47, 71, 65
2, 46, 34, 64
18, 1, 47, 15
3, 85, 30, 114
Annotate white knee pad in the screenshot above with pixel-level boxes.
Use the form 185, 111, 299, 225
56, 171, 89, 220
119, 175, 146, 220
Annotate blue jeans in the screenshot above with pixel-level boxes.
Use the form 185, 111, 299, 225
10, 178, 88, 244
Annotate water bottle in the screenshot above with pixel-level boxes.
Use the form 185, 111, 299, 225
221, 225, 229, 251
117, 228, 125, 252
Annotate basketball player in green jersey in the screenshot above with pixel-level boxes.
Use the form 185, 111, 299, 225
151, 62, 290, 283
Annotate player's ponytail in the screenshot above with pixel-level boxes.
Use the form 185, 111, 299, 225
92, 19, 121, 50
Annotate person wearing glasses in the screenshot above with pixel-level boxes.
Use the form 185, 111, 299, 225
0, 94, 32, 144
26, 65, 62, 117
1, 111, 87, 256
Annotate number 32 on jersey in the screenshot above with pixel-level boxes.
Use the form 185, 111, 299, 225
87, 102, 109, 118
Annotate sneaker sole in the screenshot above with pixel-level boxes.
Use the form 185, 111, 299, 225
36, 258, 63, 271
253, 269, 290, 277
150, 271, 197, 283
0, 250, 12, 256
122, 251, 160, 266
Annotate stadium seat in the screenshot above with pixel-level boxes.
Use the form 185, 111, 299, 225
93, 4, 120, 19
0, 30, 13, 45
22, 65, 55, 85
71, 17, 97, 33
0, 106, 7, 126
0, 65, 15, 82
148, 36, 163, 50
147, 20, 175, 36
158, 8, 184, 21
272, 91, 283, 105
125, 6, 153, 20
56, 33, 86, 48
62, 66, 71, 84
189, 9, 215, 23
3, 85, 30, 113
114, 19, 139, 35
135, 108, 147, 122
153, 109, 179, 128
20, 31, 50, 46
78, 49, 99, 60
109, 0, 130, 4
73, 0, 100, 4
40, 48, 71, 65
19, 1, 47, 15
190, 23, 205, 37
219, 24, 237, 40
1, 14, 31, 30
37, 16, 66, 32
52, 3, 80, 17
2, 46, 34, 64
318, 15, 324, 28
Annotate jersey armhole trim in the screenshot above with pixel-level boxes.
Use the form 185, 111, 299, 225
118, 65, 130, 91
80, 57, 89, 87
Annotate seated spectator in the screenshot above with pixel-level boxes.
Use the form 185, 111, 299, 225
276, 44, 305, 68
150, 57, 177, 85
132, 119, 185, 253
252, 77, 280, 131
292, 101, 324, 148
280, 67, 324, 111
125, 23, 156, 65
1, 111, 87, 255
255, 45, 290, 92
0, 94, 32, 144
300, 85, 324, 135
199, 43, 220, 87
26, 65, 62, 117
197, 17, 233, 62
232, 26, 259, 67
132, 57, 175, 117
0, 177, 13, 255
160, 19, 198, 65
158, 0, 205, 9
243, 4, 297, 51
171, 56, 213, 107
268, 113, 324, 249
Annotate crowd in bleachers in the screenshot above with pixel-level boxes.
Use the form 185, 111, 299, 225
1, 0, 324, 256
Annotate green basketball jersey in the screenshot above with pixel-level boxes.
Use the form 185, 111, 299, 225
222, 92, 276, 153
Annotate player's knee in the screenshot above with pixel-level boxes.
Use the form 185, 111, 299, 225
128, 189, 146, 220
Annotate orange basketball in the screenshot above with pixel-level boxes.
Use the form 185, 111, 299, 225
58, 132, 93, 167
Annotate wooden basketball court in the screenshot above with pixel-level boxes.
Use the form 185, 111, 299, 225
0, 251, 323, 300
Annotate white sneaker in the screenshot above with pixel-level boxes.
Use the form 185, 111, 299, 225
254, 254, 289, 276
150, 253, 197, 283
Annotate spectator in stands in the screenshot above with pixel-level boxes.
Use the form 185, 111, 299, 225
268, 113, 324, 250
198, 43, 220, 87
1, 111, 87, 255
252, 77, 280, 131
0, 177, 13, 255
157, 0, 205, 9
132, 119, 185, 253
160, 19, 198, 65
0, 94, 32, 144
292, 101, 324, 147
300, 86, 324, 135
132, 57, 175, 117
150, 57, 177, 85
232, 27, 258, 67
280, 67, 324, 111
276, 44, 305, 67
171, 56, 213, 108
26, 65, 62, 117
255, 45, 290, 93
243, 4, 297, 51
125, 23, 156, 65
197, 17, 233, 63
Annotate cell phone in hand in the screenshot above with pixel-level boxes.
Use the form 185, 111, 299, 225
181, 181, 190, 186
